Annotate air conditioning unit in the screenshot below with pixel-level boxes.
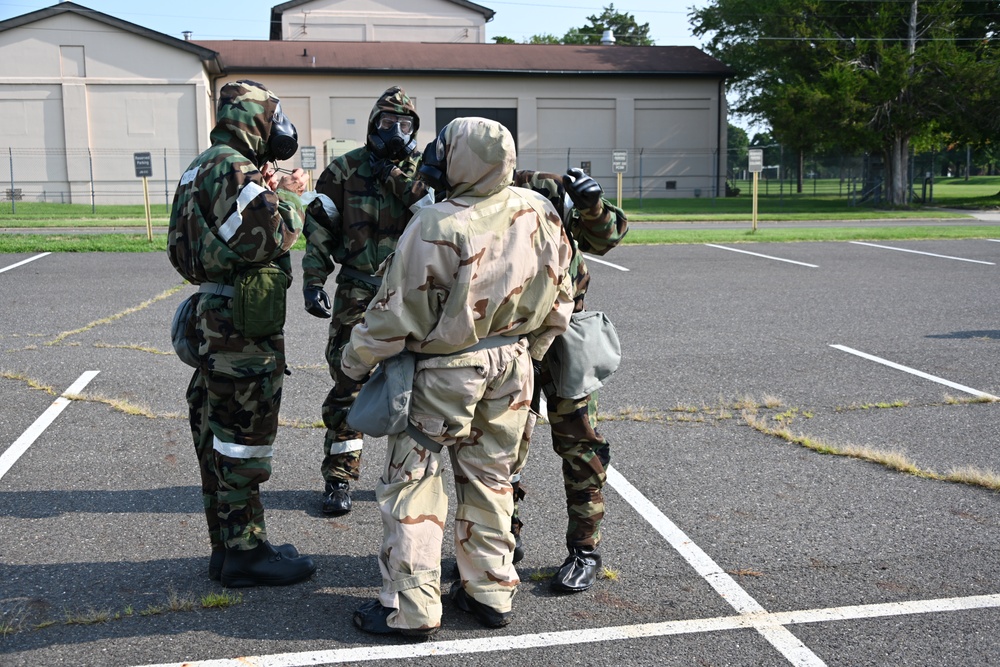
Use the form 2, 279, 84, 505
324, 138, 362, 166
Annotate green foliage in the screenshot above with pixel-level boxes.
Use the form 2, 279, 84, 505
526, 3, 653, 45
690, 0, 1000, 204
492, 35, 515, 44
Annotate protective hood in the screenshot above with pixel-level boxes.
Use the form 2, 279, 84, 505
209, 80, 280, 166
367, 86, 419, 140
440, 117, 516, 199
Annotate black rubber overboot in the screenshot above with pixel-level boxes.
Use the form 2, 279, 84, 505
220, 541, 316, 588
322, 480, 352, 516
449, 581, 512, 628
209, 543, 301, 581
551, 546, 602, 593
352, 599, 439, 638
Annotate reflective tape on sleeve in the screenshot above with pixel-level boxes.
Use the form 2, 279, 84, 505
218, 181, 269, 242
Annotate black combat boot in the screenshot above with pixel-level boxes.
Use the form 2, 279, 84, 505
220, 541, 316, 588
551, 546, 602, 593
449, 581, 512, 628
209, 543, 301, 581
322, 480, 352, 515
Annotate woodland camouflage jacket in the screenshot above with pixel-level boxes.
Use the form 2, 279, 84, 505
168, 80, 303, 285
301, 87, 428, 289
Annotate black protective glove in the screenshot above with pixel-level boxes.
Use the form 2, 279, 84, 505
562, 167, 603, 211
303, 285, 332, 318
369, 153, 397, 183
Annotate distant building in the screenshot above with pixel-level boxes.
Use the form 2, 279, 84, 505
0, 0, 732, 205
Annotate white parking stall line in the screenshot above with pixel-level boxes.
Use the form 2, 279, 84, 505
132, 594, 1000, 667
849, 241, 995, 265
582, 252, 630, 271
0, 252, 51, 274
132, 465, 1000, 667
0, 371, 100, 482
830, 344, 999, 400
607, 466, 828, 666
704, 244, 819, 268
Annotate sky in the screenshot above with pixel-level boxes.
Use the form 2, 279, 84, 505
0, 0, 756, 128
0, 0, 711, 46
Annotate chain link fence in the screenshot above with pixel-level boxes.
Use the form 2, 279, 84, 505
3, 144, 987, 210
0, 147, 200, 212
724, 145, 998, 206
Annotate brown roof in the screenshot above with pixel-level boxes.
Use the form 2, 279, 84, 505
269, 0, 495, 40
194, 40, 732, 78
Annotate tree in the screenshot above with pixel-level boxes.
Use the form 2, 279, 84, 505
492, 36, 515, 44
569, 4, 654, 45
727, 123, 749, 179
691, 0, 1000, 205
518, 4, 654, 46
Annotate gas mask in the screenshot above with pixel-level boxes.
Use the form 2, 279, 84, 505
417, 128, 449, 193
267, 101, 298, 162
369, 113, 416, 160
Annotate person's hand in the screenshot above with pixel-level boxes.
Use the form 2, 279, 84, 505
562, 168, 603, 211
277, 168, 308, 195
262, 163, 281, 190
303, 285, 332, 318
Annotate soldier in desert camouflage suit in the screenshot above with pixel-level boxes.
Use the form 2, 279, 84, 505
342, 117, 574, 637
301, 86, 430, 516
168, 79, 316, 588
509, 169, 628, 592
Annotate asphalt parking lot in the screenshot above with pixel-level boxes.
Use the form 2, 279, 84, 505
1, 237, 999, 666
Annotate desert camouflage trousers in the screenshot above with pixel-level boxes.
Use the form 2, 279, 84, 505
376, 339, 533, 631
515, 354, 610, 550
320, 280, 374, 483
187, 293, 285, 551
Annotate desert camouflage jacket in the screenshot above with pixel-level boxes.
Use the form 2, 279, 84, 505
341, 117, 574, 379
301, 87, 428, 289
512, 171, 628, 309
168, 80, 302, 285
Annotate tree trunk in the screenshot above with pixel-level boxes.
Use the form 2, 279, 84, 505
886, 134, 910, 206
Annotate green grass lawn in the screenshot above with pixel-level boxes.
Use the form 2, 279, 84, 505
1, 176, 998, 252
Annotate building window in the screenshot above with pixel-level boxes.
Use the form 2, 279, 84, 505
665, 180, 677, 190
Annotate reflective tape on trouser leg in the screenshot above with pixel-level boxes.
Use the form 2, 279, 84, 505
327, 437, 363, 455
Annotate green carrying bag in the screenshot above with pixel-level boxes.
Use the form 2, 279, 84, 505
233, 265, 289, 338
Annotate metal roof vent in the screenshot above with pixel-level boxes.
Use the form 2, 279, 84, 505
600, 29, 616, 45
182, 31, 193, 41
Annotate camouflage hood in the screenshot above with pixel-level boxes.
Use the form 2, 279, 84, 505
209, 80, 280, 166
367, 86, 420, 138
441, 117, 515, 199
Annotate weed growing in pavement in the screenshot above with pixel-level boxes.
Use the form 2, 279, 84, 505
201, 591, 243, 609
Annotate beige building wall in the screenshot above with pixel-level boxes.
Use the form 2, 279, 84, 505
279, 0, 488, 43
227, 73, 727, 199
0, 12, 213, 204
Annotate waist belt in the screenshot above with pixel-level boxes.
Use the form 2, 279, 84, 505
414, 334, 524, 361
198, 282, 235, 298
406, 335, 526, 453
338, 266, 381, 288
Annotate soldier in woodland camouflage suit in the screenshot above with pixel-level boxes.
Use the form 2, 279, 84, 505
509, 169, 628, 592
342, 117, 574, 637
301, 86, 430, 516
168, 80, 316, 588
